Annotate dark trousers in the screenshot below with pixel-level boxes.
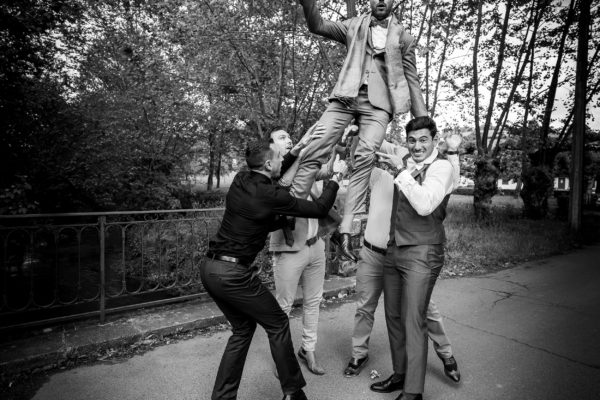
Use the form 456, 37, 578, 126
383, 244, 444, 394
200, 259, 305, 399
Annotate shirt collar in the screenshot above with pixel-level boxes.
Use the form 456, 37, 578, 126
250, 170, 273, 183
407, 148, 439, 170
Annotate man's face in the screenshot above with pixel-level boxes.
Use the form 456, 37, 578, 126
266, 147, 284, 178
406, 128, 437, 163
270, 130, 293, 155
370, 0, 394, 20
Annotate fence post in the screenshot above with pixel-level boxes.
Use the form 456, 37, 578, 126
99, 216, 106, 323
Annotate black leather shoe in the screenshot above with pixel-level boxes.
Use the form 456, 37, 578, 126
439, 355, 461, 382
343, 356, 368, 377
282, 389, 308, 400
394, 393, 422, 400
331, 231, 357, 262
370, 373, 405, 393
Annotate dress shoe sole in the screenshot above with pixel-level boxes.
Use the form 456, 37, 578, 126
370, 386, 403, 394
370, 380, 404, 393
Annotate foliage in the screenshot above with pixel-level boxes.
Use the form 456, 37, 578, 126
1, 0, 599, 214
443, 194, 576, 278
520, 165, 553, 219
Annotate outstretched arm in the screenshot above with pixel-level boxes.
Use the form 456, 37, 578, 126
270, 174, 344, 218
298, 0, 349, 44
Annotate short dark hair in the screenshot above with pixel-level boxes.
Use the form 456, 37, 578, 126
405, 116, 438, 138
245, 141, 275, 169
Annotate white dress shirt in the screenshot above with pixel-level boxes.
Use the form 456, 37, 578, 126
394, 148, 455, 216
371, 22, 388, 51
363, 143, 459, 248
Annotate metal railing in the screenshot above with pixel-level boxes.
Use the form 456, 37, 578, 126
0, 209, 224, 332
1, 209, 358, 333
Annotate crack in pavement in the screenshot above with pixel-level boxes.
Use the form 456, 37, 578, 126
489, 290, 515, 308
485, 276, 530, 290
478, 288, 597, 317
443, 315, 600, 370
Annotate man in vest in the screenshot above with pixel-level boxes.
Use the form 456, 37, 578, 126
293, 0, 428, 262
343, 134, 462, 386
369, 116, 455, 400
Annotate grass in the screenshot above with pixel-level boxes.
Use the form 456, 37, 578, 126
440, 194, 578, 278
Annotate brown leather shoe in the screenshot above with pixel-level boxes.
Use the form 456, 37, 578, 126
298, 348, 325, 375
370, 373, 405, 393
343, 356, 369, 377
282, 388, 308, 400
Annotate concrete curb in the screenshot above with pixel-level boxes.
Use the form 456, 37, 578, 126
0, 276, 356, 375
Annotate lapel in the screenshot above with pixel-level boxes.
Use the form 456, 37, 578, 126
385, 14, 404, 53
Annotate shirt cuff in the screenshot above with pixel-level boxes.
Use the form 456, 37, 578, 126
394, 169, 415, 190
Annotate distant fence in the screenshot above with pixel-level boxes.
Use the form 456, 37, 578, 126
0, 209, 355, 333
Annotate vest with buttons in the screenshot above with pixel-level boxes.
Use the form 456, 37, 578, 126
391, 155, 450, 246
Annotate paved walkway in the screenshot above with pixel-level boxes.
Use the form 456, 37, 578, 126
10, 245, 600, 399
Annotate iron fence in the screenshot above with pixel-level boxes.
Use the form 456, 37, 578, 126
0, 209, 359, 333
0, 209, 224, 332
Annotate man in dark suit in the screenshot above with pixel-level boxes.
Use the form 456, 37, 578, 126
292, 0, 428, 261
201, 139, 344, 400
369, 116, 455, 400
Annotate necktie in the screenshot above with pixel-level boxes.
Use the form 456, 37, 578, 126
370, 18, 389, 28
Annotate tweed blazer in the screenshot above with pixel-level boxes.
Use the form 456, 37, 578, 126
300, 0, 427, 118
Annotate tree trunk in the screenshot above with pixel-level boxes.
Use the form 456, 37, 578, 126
540, 0, 576, 163
520, 165, 553, 219
473, 155, 501, 219
569, 0, 591, 235
207, 130, 215, 191
424, 7, 433, 111
216, 152, 222, 189
431, 0, 457, 117
472, 0, 483, 152
482, 0, 512, 147
346, 0, 357, 18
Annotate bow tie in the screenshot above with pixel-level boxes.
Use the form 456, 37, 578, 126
370, 18, 389, 28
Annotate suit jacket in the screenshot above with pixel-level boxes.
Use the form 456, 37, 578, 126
300, 0, 427, 117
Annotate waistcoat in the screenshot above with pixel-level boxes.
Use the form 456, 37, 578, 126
391, 156, 450, 246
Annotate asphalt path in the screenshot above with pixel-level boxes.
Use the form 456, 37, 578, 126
32, 245, 600, 400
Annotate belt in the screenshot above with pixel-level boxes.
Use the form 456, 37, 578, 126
363, 239, 387, 255
305, 236, 320, 246
206, 252, 247, 266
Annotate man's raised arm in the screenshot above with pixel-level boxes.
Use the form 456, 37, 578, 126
298, 0, 348, 44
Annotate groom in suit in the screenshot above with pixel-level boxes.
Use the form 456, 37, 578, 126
293, 0, 428, 261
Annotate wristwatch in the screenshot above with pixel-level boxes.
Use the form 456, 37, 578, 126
446, 150, 458, 155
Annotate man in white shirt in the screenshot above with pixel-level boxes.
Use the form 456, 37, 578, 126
368, 116, 456, 400
343, 135, 462, 386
